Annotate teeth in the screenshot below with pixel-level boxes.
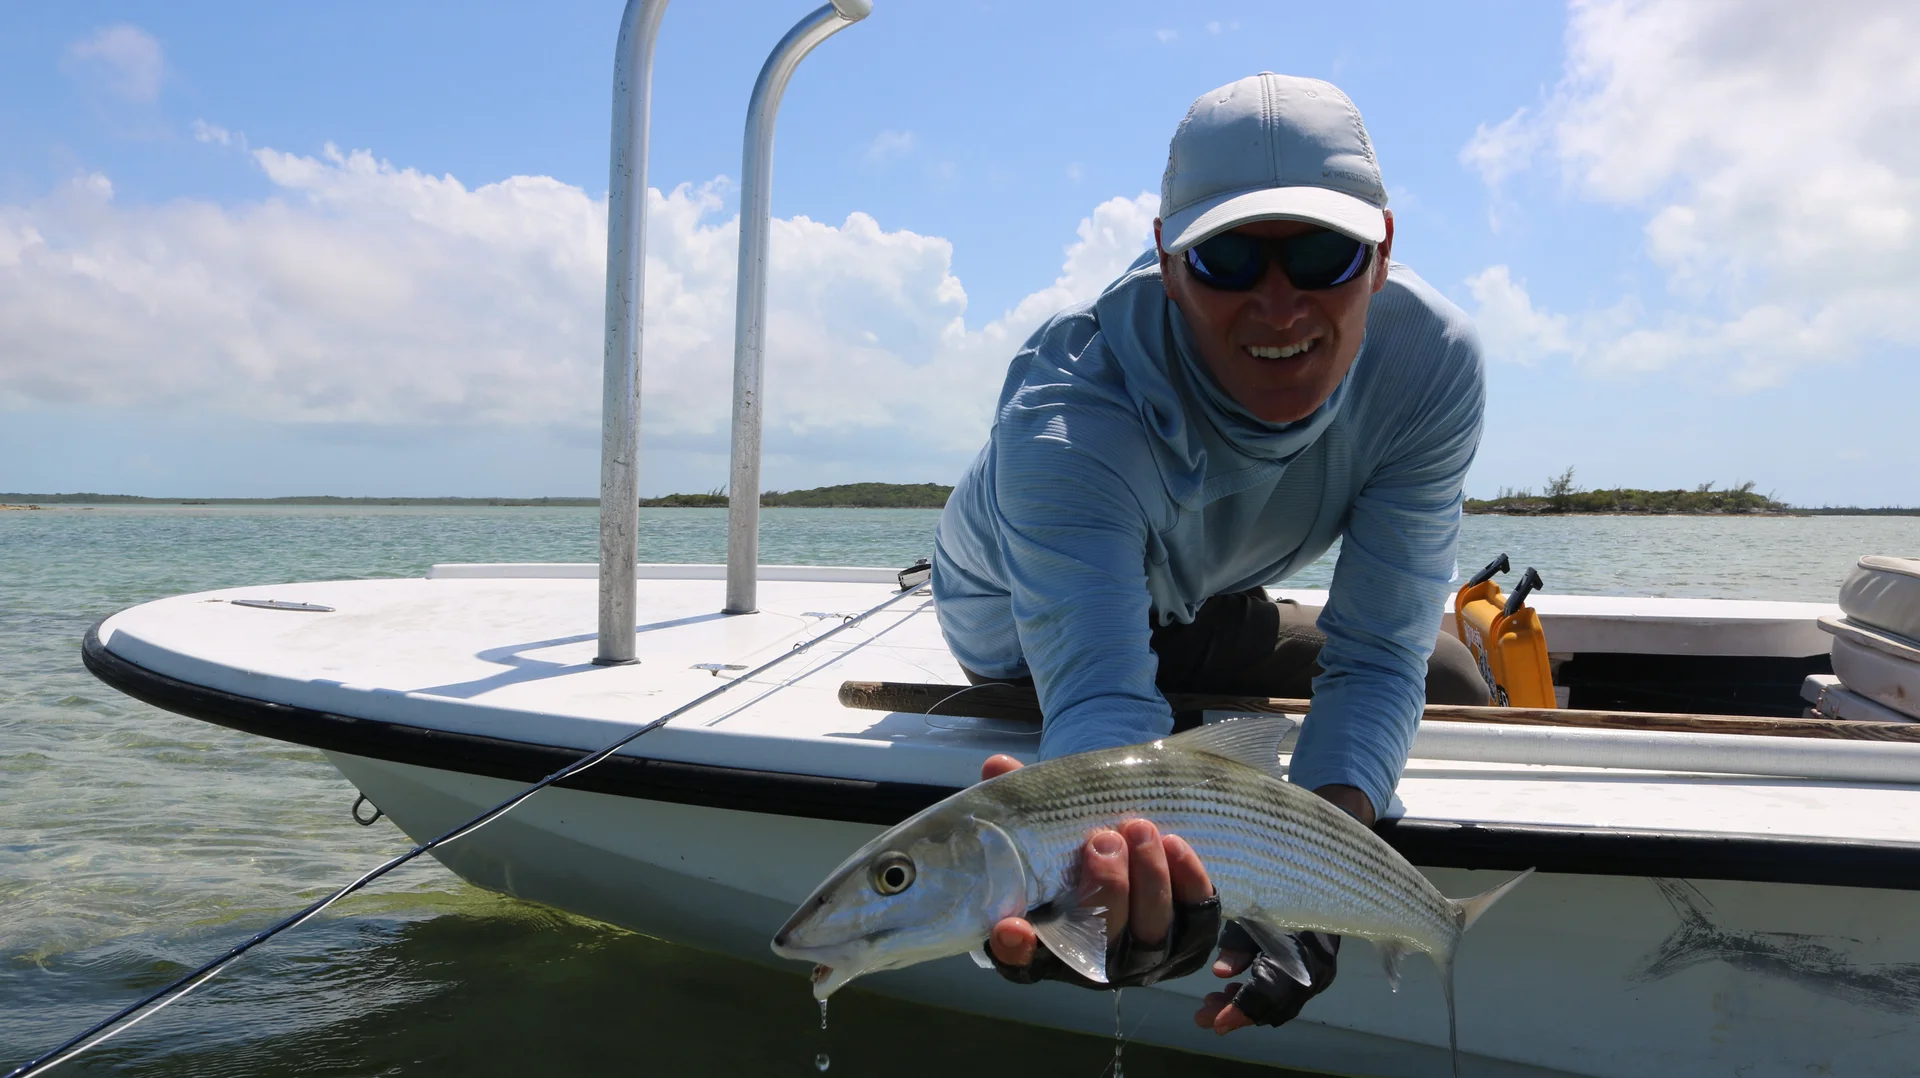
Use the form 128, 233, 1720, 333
1246, 339, 1318, 360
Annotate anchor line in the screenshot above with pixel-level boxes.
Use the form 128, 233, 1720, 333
7, 574, 934, 1078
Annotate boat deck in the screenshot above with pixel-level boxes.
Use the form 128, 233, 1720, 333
91, 564, 1917, 854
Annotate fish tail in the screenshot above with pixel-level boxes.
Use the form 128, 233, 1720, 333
1435, 867, 1533, 1077
1448, 867, 1534, 934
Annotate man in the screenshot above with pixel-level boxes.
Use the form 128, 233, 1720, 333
930, 73, 1487, 1030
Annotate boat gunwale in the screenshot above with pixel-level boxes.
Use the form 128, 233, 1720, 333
82, 619, 1920, 892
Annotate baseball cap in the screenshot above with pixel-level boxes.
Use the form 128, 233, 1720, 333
1159, 73, 1387, 254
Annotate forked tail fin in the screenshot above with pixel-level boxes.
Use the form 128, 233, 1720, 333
1450, 867, 1534, 934
1438, 868, 1535, 1078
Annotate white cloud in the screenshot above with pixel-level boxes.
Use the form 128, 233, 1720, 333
192, 120, 243, 148
1458, 107, 1537, 198
1462, 0, 1920, 388
1464, 266, 1573, 365
1154, 28, 1179, 44
862, 129, 916, 166
0, 143, 1157, 463
65, 24, 165, 103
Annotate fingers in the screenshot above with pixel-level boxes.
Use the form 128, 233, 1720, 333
1122, 820, 1172, 947
1081, 829, 1130, 942
988, 916, 1037, 967
980, 754, 1024, 782
1213, 948, 1254, 978
1193, 991, 1256, 1035
996, 818, 1214, 968
1162, 833, 1213, 905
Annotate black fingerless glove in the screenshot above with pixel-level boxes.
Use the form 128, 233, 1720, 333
990, 895, 1222, 990
1221, 923, 1341, 1026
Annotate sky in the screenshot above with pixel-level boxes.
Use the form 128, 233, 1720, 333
1, 0, 1915, 505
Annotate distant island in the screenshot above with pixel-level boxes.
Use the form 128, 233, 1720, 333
1, 483, 954, 510
640, 483, 952, 509
5, 476, 1909, 514
1464, 469, 1917, 516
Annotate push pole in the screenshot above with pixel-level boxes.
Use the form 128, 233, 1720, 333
722, 0, 873, 615
595, 0, 671, 665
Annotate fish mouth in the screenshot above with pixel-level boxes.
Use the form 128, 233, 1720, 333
770, 935, 866, 1000
808, 961, 860, 1000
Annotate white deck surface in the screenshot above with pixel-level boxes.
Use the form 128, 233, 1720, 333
97, 566, 1914, 847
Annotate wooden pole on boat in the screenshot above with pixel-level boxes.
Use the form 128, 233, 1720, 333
835, 680, 1920, 743
595, 0, 672, 666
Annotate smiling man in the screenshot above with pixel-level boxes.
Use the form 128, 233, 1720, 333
931, 74, 1488, 1028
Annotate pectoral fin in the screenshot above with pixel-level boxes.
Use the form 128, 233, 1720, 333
1375, 939, 1413, 993
1237, 919, 1312, 987
1031, 903, 1112, 984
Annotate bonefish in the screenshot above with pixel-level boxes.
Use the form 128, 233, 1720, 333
771, 717, 1530, 1075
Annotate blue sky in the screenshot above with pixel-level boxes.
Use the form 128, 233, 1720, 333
2, 0, 1916, 505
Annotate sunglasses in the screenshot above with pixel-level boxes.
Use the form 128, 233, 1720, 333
1182, 229, 1374, 292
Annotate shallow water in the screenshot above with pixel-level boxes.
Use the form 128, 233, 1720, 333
2, 506, 1914, 1074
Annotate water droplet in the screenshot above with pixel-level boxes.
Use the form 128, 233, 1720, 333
818, 998, 829, 1031
815, 1053, 831, 1072
1110, 989, 1126, 1078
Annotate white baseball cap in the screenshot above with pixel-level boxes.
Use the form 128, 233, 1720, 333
1159, 73, 1387, 254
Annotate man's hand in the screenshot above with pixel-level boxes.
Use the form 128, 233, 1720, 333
1196, 782, 1371, 1034
976, 757, 1366, 1033
978, 755, 1215, 981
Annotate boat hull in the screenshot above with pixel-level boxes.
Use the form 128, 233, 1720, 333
327, 750, 1920, 1078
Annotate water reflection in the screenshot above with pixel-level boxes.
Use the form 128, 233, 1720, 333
26, 905, 1283, 1077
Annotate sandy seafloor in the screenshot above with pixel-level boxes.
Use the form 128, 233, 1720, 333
3, 505, 1914, 1075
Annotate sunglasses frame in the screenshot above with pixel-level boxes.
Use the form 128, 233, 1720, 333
1181, 229, 1375, 293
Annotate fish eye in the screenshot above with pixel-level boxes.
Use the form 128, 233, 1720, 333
870, 852, 916, 895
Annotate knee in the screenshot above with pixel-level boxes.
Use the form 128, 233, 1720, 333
1426, 633, 1490, 706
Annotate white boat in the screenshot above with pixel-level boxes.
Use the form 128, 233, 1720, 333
82, 565, 1920, 1078
75, 3, 1920, 1076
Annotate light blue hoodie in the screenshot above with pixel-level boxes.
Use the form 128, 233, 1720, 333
931, 251, 1484, 815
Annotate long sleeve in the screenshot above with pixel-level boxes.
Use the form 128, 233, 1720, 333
988, 394, 1178, 761
1286, 324, 1486, 815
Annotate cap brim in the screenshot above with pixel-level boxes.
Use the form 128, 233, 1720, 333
1161, 185, 1386, 253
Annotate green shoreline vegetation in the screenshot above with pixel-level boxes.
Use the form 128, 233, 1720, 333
2, 476, 1912, 514
1463, 468, 1918, 516
0, 482, 956, 510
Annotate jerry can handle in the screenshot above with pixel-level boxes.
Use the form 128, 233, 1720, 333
1503, 567, 1544, 617
1466, 553, 1511, 589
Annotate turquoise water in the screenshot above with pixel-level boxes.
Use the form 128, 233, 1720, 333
3, 506, 1915, 1075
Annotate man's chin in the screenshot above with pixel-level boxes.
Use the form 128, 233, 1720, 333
1243, 391, 1328, 425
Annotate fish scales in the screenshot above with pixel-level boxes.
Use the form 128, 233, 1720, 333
979, 749, 1460, 950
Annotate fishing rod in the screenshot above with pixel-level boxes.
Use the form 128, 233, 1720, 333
7, 567, 932, 1078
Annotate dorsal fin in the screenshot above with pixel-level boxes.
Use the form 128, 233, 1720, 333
1164, 717, 1293, 780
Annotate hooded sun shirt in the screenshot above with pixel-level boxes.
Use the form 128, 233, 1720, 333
932, 250, 1485, 815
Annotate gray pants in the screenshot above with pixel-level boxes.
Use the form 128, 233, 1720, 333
968, 588, 1488, 715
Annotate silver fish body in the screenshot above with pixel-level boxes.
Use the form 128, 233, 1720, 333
772, 718, 1528, 1074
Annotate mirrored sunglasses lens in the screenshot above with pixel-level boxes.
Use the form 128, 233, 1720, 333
1187, 234, 1264, 290
1283, 232, 1369, 290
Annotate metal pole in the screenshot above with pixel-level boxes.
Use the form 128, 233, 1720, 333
596, 0, 671, 665
723, 0, 872, 615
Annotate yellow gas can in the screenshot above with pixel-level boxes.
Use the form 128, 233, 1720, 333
1453, 555, 1556, 708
